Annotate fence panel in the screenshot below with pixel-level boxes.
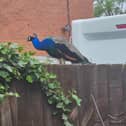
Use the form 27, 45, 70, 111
1, 64, 126, 126
0, 98, 13, 126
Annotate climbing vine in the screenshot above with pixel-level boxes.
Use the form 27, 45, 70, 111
0, 42, 81, 126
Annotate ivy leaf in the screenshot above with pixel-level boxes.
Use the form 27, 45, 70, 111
0, 84, 5, 90
64, 121, 73, 126
56, 102, 64, 109
1, 48, 8, 54
5, 92, 20, 97
0, 71, 10, 79
63, 108, 71, 113
49, 74, 56, 79
0, 57, 5, 62
46, 91, 52, 97
18, 60, 27, 67
4, 64, 13, 72
62, 113, 68, 121
17, 46, 24, 52
14, 92, 20, 97
26, 75, 33, 83
48, 83, 59, 89
71, 94, 82, 106
48, 99, 53, 104
0, 94, 5, 103
53, 111, 58, 115
48, 83, 55, 89
64, 98, 71, 105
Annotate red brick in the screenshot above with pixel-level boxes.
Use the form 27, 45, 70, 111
0, 0, 93, 55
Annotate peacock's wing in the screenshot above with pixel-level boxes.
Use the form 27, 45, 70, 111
52, 37, 90, 63
46, 47, 63, 59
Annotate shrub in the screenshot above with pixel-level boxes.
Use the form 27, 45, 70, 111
0, 42, 81, 126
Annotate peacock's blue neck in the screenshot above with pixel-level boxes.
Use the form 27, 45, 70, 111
31, 37, 55, 50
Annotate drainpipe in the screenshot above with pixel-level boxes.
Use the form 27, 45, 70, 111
66, 0, 71, 39
62, 0, 71, 42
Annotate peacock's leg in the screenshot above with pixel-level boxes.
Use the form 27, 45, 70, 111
59, 58, 65, 64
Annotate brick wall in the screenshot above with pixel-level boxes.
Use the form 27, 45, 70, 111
0, 0, 93, 55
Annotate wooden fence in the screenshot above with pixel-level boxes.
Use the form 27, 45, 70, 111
1, 64, 126, 126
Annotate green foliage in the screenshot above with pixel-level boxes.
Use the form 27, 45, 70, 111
0, 42, 81, 126
0, 84, 19, 103
94, 0, 126, 17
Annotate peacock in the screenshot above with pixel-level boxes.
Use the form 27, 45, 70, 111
27, 33, 90, 64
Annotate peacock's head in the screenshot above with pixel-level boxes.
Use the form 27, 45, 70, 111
27, 33, 38, 41
27, 35, 33, 41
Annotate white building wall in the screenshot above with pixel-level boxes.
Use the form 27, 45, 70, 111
72, 14, 126, 64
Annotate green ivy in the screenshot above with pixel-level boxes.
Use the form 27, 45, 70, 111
0, 42, 82, 126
